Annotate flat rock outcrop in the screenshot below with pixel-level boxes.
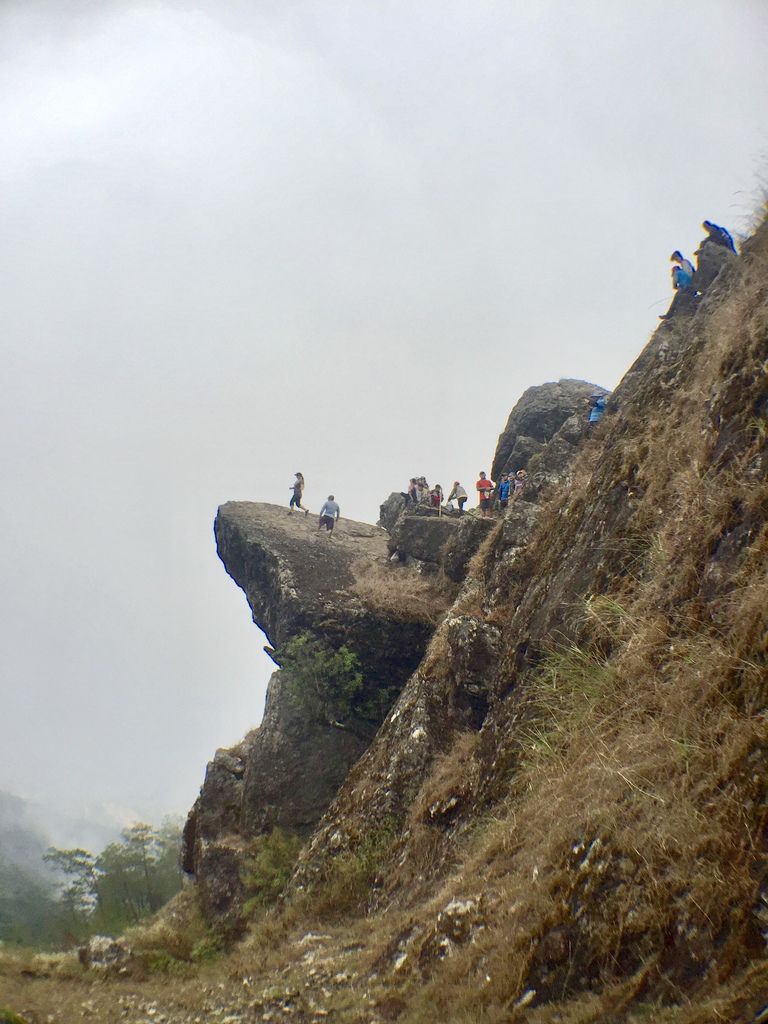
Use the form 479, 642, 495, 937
214, 502, 430, 678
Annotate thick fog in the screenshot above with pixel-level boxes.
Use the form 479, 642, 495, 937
1, 1, 765, 838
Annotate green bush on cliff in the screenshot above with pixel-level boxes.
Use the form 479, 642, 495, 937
278, 633, 397, 729
0, 1011, 30, 1024
242, 828, 303, 912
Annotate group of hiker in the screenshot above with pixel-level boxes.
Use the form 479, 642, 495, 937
403, 470, 529, 518
288, 473, 341, 534
662, 219, 736, 320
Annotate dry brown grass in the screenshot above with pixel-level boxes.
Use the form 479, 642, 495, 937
352, 556, 458, 624
387, 226, 768, 1021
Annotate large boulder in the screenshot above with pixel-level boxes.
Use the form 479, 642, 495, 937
214, 502, 432, 681
388, 507, 460, 566
694, 238, 739, 293
440, 517, 496, 582
379, 492, 410, 533
491, 380, 606, 482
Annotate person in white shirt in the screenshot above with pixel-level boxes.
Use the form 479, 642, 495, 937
447, 481, 468, 514
318, 495, 341, 534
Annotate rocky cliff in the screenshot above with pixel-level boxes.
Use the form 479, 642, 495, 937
281, 219, 768, 1019
5, 222, 766, 1024
175, 221, 768, 1020
182, 503, 450, 929
185, 381, 596, 931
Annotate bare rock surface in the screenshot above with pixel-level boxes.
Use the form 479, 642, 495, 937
491, 378, 606, 481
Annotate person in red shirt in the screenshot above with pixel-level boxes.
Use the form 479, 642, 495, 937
476, 471, 495, 517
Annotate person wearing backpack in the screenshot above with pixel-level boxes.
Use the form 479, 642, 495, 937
702, 220, 736, 252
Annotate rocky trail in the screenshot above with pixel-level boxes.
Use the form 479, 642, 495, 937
1, 928, 384, 1024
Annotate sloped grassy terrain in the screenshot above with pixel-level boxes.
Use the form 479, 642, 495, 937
2, 219, 766, 1024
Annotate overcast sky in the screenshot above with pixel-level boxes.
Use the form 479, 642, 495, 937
1, 0, 765, 840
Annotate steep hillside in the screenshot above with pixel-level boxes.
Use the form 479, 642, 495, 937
3, 221, 766, 1024
283, 219, 767, 1019
183, 385, 593, 936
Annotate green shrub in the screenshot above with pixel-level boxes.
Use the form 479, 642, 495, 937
305, 821, 397, 919
0, 1011, 31, 1024
277, 633, 396, 728
189, 936, 223, 962
242, 829, 304, 912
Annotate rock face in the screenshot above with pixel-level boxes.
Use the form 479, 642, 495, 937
213, 502, 431, 679
290, 222, 768, 1016
183, 503, 442, 929
387, 505, 459, 566
491, 378, 606, 482
187, 374, 601, 932
694, 236, 739, 292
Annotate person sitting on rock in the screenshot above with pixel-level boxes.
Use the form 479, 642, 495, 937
672, 250, 695, 285
694, 222, 739, 294
513, 469, 528, 498
659, 251, 697, 320
318, 495, 340, 534
447, 481, 468, 514
288, 472, 308, 515
476, 471, 495, 517
702, 220, 736, 252
497, 473, 511, 510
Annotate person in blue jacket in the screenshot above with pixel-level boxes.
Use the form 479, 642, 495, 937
670, 250, 695, 289
660, 251, 698, 320
587, 393, 608, 425
702, 220, 736, 252
497, 473, 511, 510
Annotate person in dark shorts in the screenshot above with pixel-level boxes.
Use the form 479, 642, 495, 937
476, 472, 495, 517
318, 495, 341, 533
289, 472, 308, 514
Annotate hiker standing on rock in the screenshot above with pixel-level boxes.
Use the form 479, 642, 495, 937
587, 393, 608, 425
476, 472, 495, 517
497, 473, 511, 510
318, 495, 341, 534
513, 469, 528, 498
447, 481, 468, 514
289, 472, 308, 515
